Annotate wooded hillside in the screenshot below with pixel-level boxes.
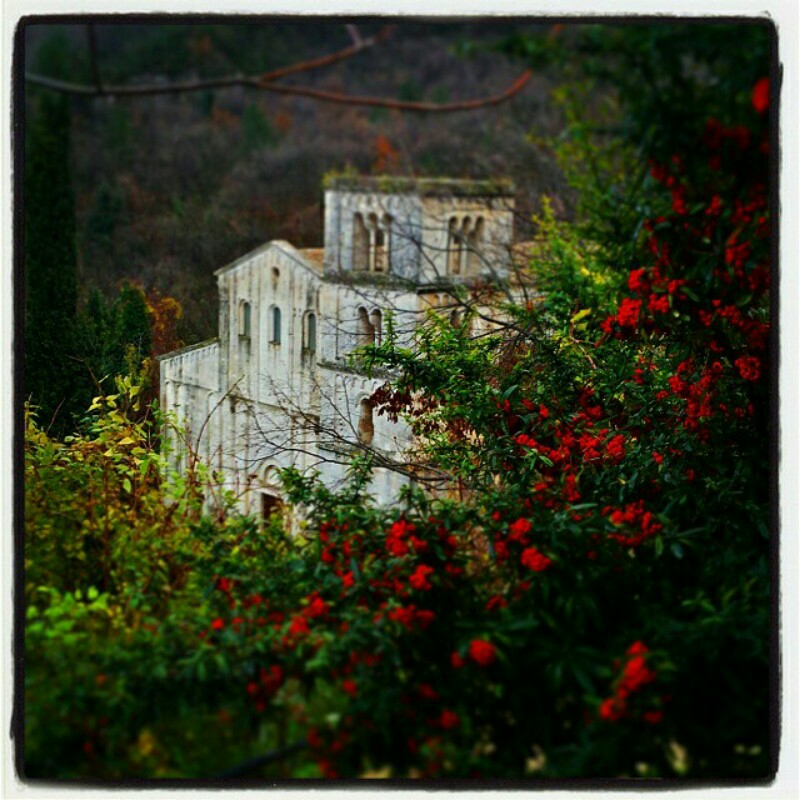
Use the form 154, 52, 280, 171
25, 22, 568, 341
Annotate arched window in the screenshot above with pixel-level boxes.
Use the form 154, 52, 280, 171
306, 312, 317, 352
358, 306, 375, 345
239, 300, 251, 337
358, 399, 374, 446
353, 211, 393, 273
378, 214, 392, 273
448, 217, 463, 275
353, 213, 369, 271
467, 216, 485, 273
370, 309, 382, 346
367, 213, 380, 273
271, 306, 282, 345
460, 217, 472, 267
374, 227, 386, 272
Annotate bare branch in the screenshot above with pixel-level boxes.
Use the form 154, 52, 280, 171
24, 71, 249, 97
25, 66, 533, 114
26, 19, 532, 116
249, 70, 534, 113
24, 26, 390, 98
256, 25, 391, 83
345, 24, 363, 48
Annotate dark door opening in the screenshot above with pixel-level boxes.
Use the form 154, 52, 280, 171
261, 492, 284, 522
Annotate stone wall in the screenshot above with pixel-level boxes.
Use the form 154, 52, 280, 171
159, 176, 518, 517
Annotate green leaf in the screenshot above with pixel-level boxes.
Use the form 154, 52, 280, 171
570, 308, 592, 324
503, 617, 539, 632
571, 665, 596, 694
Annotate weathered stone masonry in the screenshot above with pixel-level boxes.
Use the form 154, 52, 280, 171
158, 176, 517, 516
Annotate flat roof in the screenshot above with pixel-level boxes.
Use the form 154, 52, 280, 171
323, 175, 515, 198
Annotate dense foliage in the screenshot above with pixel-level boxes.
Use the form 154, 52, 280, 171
25, 383, 282, 777
25, 59, 186, 432
24, 90, 81, 434
23, 22, 773, 781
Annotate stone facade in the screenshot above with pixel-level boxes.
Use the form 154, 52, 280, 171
158, 176, 517, 517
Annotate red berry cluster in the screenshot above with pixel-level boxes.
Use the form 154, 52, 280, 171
599, 642, 662, 724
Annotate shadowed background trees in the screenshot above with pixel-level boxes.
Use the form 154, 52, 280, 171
23, 20, 567, 435
24, 91, 81, 432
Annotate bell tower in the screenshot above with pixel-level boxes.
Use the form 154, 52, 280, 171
322, 175, 515, 284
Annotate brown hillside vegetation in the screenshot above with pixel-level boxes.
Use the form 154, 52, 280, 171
25, 21, 572, 342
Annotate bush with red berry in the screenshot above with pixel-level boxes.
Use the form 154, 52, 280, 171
24, 23, 772, 780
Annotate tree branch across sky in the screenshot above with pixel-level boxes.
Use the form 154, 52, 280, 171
26, 22, 533, 112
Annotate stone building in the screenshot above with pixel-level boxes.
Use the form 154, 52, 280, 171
158, 176, 518, 517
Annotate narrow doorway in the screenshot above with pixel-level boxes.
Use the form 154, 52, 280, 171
261, 492, 284, 522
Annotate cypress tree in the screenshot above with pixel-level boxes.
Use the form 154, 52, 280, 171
76, 288, 112, 389
108, 282, 152, 378
24, 90, 81, 434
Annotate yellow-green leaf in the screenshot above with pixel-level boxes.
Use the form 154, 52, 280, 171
570, 308, 592, 324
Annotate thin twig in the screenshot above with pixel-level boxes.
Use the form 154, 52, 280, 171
257, 24, 390, 82
345, 24, 363, 48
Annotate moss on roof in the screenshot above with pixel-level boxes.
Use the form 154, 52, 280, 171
323, 174, 515, 198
